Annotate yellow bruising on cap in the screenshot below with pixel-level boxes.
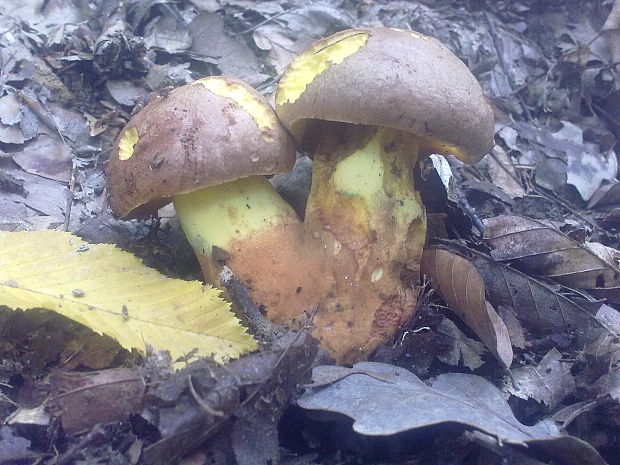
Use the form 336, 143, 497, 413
276, 30, 369, 106
388, 27, 430, 40
195, 77, 277, 141
409, 31, 430, 40
420, 138, 467, 162
118, 127, 139, 161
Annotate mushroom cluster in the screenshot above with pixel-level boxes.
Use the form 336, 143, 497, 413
107, 28, 494, 364
107, 77, 332, 324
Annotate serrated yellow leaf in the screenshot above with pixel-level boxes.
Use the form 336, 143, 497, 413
0, 230, 258, 365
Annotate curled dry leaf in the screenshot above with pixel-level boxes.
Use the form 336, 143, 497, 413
298, 362, 608, 465
443, 243, 603, 341
9, 368, 145, 434
421, 248, 513, 367
484, 215, 620, 303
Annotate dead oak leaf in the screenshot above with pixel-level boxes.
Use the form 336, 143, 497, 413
298, 362, 607, 465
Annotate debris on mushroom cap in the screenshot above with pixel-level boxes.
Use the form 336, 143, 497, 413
275, 27, 495, 164
106, 77, 296, 218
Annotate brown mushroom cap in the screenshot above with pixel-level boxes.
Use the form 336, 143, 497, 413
275, 27, 494, 163
107, 77, 296, 218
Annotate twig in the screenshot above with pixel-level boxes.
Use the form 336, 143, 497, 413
63, 167, 76, 231
188, 375, 225, 417
219, 265, 275, 342
230, 8, 298, 37
533, 187, 611, 238
558, 400, 599, 431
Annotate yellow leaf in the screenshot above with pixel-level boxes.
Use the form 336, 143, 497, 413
0, 230, 257, 365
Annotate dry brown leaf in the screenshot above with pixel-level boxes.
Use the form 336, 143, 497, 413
421, 248, 513, 367
497, 306, 526, 349
602, 0, 620, 72
587, 180, 620, 209
484, 215, 620, 303
11, 134, 72, 182
585, 304, 620, 366
298, 363, 608, 465
486, 145, 527, 199
442, 242, 603, 341
8, 368, 144, 434
190, 13, 268, 86
253, 24, 298, 74
585, 305, 620, 401
48, 368, 144, 433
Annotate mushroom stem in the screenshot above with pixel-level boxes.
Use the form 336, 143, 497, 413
303, 123, 426, 361
173, 175, 332, 322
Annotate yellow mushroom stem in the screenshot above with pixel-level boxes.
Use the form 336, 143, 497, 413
173, 176, 333, 324
303, 123, 426, 362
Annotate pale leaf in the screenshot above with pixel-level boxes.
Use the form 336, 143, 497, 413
0, 230, 257, 365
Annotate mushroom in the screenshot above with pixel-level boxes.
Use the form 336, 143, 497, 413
107, 76, 332, 321
275, 28, 494, 362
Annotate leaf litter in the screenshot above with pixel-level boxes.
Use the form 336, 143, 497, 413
420, 247, 513, 367
298, 362, 607, 465
1, 0, 620, 463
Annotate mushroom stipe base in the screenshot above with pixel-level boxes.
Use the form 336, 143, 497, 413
173, 175, 333, 326
171, 133, 427, 363
302, 123, 426, 362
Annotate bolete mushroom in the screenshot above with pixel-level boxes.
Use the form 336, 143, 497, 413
107, 76, 332, 320
275, 28, 494, 362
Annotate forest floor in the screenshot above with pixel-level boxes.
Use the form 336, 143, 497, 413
1, 0, 620, 464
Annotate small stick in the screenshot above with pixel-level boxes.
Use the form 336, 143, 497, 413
219, 266, 275, 342
230, 8, 298, 37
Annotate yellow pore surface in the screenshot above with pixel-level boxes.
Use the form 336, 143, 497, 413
118, 127, 139, 160
172, 176, 297, 257
276, 30, 369, 106
195, 77, 277, 140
